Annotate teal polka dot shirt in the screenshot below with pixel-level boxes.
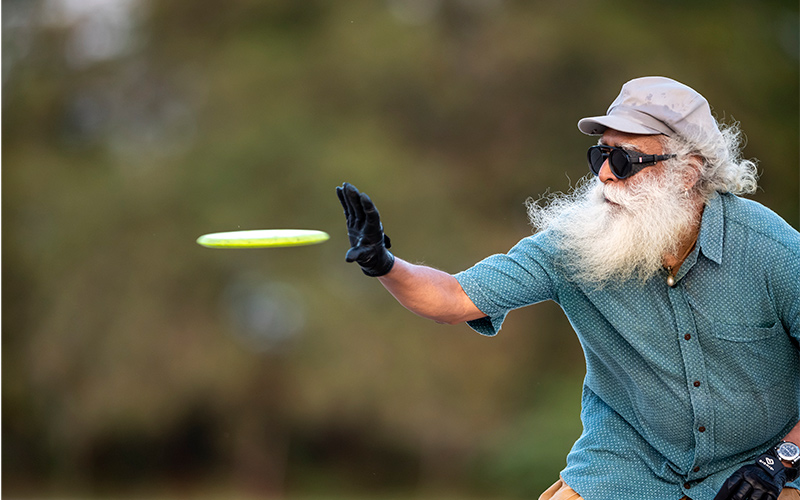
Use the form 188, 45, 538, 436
455, 193, 800, 500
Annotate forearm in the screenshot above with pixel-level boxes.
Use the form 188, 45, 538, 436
377, 258, 486, 325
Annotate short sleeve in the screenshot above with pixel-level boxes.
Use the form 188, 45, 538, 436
454, 235, 558, 336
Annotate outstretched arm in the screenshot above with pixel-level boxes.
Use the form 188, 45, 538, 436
378, 258, 486, 324
336, 182, 485, 325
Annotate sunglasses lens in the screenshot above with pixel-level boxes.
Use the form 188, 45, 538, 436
609, 149, 632, 178
588, 147, 605, 175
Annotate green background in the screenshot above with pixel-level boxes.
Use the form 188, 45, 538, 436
3, 1, 798, 498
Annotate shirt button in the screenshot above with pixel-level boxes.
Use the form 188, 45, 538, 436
684, 334, 692, 341
693, 466, 700, 472
684, 482, 691, 489
693, 381, 701, 387
698, 426, 706, 432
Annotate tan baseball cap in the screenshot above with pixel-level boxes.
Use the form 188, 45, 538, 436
578, 76, 722, 141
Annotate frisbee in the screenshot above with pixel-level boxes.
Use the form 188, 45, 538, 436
196, 229, 330, 249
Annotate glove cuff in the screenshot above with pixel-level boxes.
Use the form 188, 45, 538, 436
360, 250, 395, 277
756, 451, 790, 479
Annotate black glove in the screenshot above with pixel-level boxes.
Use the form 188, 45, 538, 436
336, 182, 395, 277
714, 451, 792, 500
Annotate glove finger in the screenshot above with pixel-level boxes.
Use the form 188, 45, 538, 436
336, 185, 350, 220
336, 186, 347, 215
361, 193, 383, 237
732, 482, 753, 500
361, 192, 379, 218
345, 183, 366, 227
749, 490, 770, 500
345, 245, 370, 263
343, 183, 361, 224
357, 192, 391, 249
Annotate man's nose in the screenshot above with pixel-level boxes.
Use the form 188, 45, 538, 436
598, 159, 618, 183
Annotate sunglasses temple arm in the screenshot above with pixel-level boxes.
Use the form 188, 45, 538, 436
633, 154, 677, 164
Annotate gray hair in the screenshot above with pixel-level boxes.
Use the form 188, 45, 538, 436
662, 120, 759, 202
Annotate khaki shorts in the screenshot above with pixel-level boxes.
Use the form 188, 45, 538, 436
538, 477, 800, 500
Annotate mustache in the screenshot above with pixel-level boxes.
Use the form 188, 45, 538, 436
602, 185, 623, 207
602, 177, 666, 209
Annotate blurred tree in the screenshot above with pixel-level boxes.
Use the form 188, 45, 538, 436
3, 0, 797, 497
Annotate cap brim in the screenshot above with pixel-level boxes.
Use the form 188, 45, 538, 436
578, 115, 668, 136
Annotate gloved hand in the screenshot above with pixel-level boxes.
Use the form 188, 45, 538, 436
336, 182, 395, 277
714, 451, 793, 500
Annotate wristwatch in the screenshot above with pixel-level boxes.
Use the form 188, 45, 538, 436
775, 441, 800, 467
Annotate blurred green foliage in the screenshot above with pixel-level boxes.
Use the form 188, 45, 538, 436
3, 0, 798, 498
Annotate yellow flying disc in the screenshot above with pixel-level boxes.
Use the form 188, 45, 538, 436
196, 229, 330, 249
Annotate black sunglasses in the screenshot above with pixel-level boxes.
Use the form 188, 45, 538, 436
587, 145, 676, 179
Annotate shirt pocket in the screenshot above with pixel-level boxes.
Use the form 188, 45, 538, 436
707, 320, 798, 449
707, 319, 795, 393
711, 321, 784, 342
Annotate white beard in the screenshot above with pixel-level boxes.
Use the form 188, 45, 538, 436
526, 169, 700, 287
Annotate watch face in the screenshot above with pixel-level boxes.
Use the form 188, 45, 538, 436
777, 442, 800, 462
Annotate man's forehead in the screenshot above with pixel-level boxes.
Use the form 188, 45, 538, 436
599, 129, 664, 150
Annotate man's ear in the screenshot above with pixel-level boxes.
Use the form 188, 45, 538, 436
683, 154, 704, 191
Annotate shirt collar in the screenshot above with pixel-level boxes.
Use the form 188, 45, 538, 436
697, 193, 724, 265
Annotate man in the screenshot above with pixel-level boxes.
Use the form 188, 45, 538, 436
336, 77, 800, 500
